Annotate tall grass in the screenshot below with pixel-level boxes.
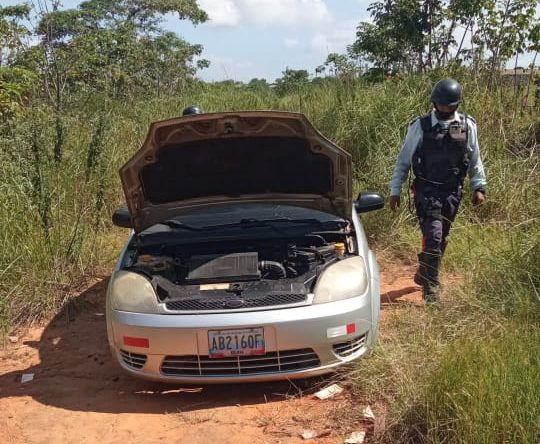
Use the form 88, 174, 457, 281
0, 74, 538, 441
402, 326, 539, 443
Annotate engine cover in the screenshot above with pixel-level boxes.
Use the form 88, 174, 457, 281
186, 252, 261, 283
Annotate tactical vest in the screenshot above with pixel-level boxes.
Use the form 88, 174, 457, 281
412, 112, 470, 191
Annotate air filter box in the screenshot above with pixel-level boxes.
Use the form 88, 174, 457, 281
186, 252, 261, 283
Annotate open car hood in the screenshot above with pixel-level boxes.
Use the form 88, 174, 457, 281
120, 111, 353, 233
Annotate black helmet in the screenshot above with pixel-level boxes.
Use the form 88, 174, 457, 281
430, 78, 462, 106
182, 105, 202, 116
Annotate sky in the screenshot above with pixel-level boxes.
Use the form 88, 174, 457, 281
4, 0, 538, 83
170, 0, 372, 82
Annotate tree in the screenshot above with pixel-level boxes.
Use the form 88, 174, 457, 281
26, 0, 209, 98
522, 20, 539, 107
350, 0, 430, 73
9, 0, 208, 161
274, 68, 309, 96
0, 4, 31, 66
441, 0, 488, 65
316, 53, 359, 79
247, 78, 269, 90
213, 79, 244, 87
350, 0, 539, 78
473, 0, 538, 87
0, 4, 35, 120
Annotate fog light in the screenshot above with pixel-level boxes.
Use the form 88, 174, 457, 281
326, 323, 356, 338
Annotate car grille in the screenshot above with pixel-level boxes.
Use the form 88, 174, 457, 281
160, 348, 320, 377
332, 334, 367, 358
164, 293, 307, 311
120, 349, 147, 370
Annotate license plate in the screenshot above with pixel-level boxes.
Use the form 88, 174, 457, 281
208, 327, 265, 358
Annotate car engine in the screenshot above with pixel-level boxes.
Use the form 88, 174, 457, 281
123, 236, 352, 311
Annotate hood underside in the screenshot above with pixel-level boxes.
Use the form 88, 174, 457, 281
120, 111, 353, 233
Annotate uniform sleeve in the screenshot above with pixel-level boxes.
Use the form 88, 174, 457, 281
467, 118, 487, 191
389, 119, 422, 196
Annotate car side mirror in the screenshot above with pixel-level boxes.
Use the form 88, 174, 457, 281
355, 192, 384, 213
112, 207, 132, 228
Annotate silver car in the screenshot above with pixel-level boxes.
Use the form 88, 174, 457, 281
107, 111, 383, 383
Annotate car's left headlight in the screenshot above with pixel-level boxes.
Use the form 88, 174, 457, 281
312, 256, 368, 304
109, 270, 160, 313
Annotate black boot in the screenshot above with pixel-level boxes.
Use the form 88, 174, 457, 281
415, 241, 447, 287
422, 250, 441, 303
440, 240, 448, 257
414, 252, 427, 286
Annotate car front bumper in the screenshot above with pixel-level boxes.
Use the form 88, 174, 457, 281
107, 292, 376, 383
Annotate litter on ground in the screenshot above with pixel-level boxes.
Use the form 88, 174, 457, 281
344, 431, 366, 443
363, 405, 375, 420
301, 429, 318, 439
21, 373, 34, 383
314, 383, 344, 400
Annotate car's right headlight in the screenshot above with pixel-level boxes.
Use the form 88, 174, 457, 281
312, 256, 368, 304
109, 270, 159, 313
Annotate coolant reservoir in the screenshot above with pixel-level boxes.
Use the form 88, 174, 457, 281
334, 243, 346, 256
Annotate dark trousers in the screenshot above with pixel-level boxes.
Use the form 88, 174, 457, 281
414, 186, 462, 253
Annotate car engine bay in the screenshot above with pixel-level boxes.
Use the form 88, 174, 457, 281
121, 233, 355, 311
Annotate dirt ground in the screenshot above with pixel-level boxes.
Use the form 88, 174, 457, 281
0, 262, 422, 444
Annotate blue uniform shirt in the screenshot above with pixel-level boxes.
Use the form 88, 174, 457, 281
389, 110, 487, 196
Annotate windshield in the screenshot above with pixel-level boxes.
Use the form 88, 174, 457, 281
136, 204, 348, 243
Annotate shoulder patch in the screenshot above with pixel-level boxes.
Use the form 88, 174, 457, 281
409, 116, 420, 126
459, 112, 476, 124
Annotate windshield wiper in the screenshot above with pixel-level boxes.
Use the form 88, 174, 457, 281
160, 220, 206, 231
242, 217, 322, 225
201, 218, 347, 232
159, 218, 290, 234
244, 218, 348, 228
160, 217, 345, 232
199, 217, 322, 230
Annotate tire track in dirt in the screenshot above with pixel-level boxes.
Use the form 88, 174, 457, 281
0, 263, 422, 444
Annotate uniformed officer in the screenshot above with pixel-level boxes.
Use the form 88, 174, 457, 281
389, 78, 487, 302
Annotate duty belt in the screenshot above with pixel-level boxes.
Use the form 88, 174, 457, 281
415, 176, 463, 191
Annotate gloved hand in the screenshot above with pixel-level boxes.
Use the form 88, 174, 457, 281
472, 190, 486, 206
390, 195, 401, 212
